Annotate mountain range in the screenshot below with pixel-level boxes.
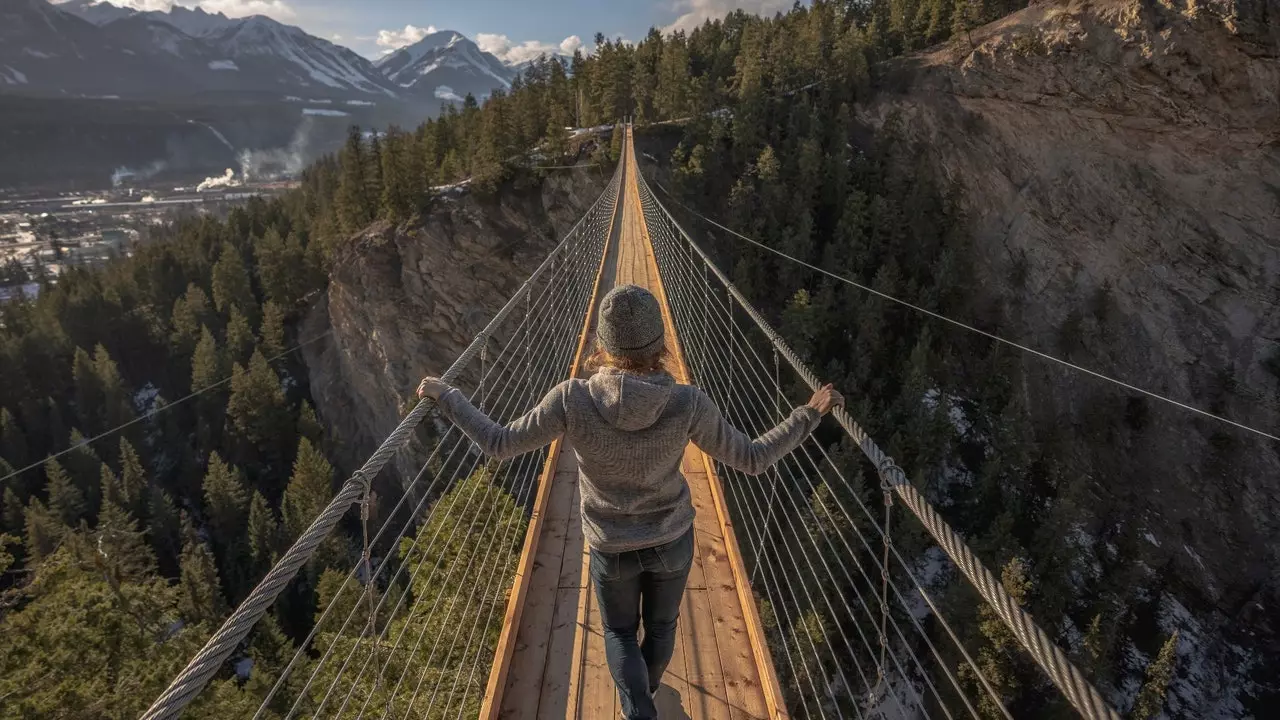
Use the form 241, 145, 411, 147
0, 0, 530, 107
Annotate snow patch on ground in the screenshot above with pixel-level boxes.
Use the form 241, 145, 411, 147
1157, 594, 1257, 719
434, 85, 462, 102
306, 98, 333, 104
1065, 523, 1103, 587
432, 179, 472, 196
208, 59, 239, 71
23, 48, 54, 59
1, 66, 28, 85
234, 657, 253, 680
922, 388, 974, 438
345, 99, 374, 106
133, 383, 161, 415
1143, 531, 1161, 548
283, 95, 303, 102
302, 108, 349, 117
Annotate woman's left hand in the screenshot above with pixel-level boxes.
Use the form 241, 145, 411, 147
417, 376, 450, 401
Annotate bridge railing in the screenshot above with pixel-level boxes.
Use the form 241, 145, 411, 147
636, 166, 1120, 720
142, 143, 626, 720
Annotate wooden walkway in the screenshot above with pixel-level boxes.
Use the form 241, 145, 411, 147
480, 127, 785, 719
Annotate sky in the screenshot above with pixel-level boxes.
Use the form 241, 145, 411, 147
81, 0, 797, 61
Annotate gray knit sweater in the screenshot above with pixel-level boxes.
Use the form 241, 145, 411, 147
437, 367, 821, 553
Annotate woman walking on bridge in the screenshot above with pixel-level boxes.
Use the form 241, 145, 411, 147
418, 284, 842, 720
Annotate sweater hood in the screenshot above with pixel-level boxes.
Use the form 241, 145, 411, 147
587, 368, 675, 431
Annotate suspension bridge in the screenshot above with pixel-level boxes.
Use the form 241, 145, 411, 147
142, 125, 1121, 719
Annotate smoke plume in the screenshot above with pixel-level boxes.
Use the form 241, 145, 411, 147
111, 160, 169, 188
196, 169, 241, 192
237, 116, 315, 182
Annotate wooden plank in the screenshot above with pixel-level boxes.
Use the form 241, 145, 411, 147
559, 476, 586, 589
659, 593, 694, 719
534, 587, 586, 719
682, 588, 733, 720
479, 122, 625, 720
498, 513, 569, 708
699, 529, 770, 720
580, 587, 617, 717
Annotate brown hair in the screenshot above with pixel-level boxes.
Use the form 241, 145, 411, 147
585, 341, 671, 375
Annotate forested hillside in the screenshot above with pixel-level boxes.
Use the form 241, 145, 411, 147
1, 0, 1273, 716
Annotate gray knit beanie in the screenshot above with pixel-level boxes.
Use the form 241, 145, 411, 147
597, 284, 665, 361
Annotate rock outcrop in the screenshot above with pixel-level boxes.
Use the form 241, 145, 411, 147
301, 168, 610, 481
861, 0, 1278, 713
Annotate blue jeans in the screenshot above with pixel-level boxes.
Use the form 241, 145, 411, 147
589, 526, 695, 720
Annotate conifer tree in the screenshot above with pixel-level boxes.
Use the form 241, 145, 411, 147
116, 437, 147, 521
170, 284, 215, 356
224, 307, 256, 367
95, 496, 155, 582
202, 453, 248, 544
0, 407, 28, 469
260, 301, 286, 362
297, 401, 323, 443
336, 126, 373, 232
248, 489, 280, 574
281, 437, 333, 543
226, 350, 292, 480
148, 484, 181, 573
23, 497, 62, 561
2, 485, 24, 534
1132, 631, 1179, 720
191, 326, 225, 394
211, 243, 256, 320
45, 459, 85, 527
178, 522, 228, 626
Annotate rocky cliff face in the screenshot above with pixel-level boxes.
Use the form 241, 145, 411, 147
861, 0, 1278, 712
301, 169, 609, 481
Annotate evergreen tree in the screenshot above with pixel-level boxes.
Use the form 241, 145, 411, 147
1132, 631, 1179, 720
281, 437, 333, 543
2, 485, 24, 534
0, 406, 29, 469
297, 401, 323, 443
23, 497, 62, 561
224, 306, 256, 367
336, 126, 374, 231
961, 557, 1033, 719
116, 437, 147, 521
255, 228, 307, 309
95, 496, 155, 583
202, 453, 249, 545
170, 284, 215, 357
248, 489, 280, 574
211, 243, 256, 320
260, 301, 287, 363
148, 484, 181, 573
178, 523, 228, 625
191, 326, 225, 393
45, 459, 85, 527
226, 350, 292, 479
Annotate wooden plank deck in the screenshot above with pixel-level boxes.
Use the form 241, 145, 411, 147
484, 125, 783, 719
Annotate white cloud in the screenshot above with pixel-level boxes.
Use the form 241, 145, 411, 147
662, 0, 791, 34
478, 33, 583, 65
559, 35, 583, 56
376, 24, 438, 51
189, 0, 297, 20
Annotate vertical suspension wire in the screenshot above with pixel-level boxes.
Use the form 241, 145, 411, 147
875, 468, 895, 698
360, 476, 380, 690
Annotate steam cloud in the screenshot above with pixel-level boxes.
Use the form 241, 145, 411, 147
111, 160, 169, 188
196, 169, 241, 192
237, 116, 315, 182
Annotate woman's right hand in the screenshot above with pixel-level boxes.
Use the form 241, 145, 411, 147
807, 384, 844, 415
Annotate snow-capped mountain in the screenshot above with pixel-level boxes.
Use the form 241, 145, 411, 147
4, 0, 514, 109
16, 0, 396, 99
204, 16, 395, 96
55, 0, 130, 24
376, 30, 512, 105
508, 53, 572, 78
